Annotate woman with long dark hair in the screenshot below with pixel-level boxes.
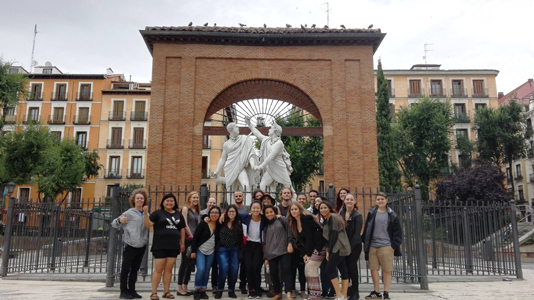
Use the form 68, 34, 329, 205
339, 193, 363, 300
319, 201, 351, 300
263, 205, 293, 300
334, 188, 350, 212
178, 191, 201, 296
215, 205, 244, 299
144, 193, 186, 300
287, 203, 325, 300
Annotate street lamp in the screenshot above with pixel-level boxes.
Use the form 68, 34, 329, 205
6, 181, 15, 195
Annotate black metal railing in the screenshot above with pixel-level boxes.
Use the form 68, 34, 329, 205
106, 139, 124, 149
76, 92, 93, 101
454, 112, 471, 123
408, 88, 425, 98
130, 111, 148, 121
388, 88, 395, 98
126, 169, 145, 179
47, 115, 66, 124
51, 92, 68, 101
472, 88, 489, 98
450, 88, 468, 98
429, 88, 446, 98
103, 169, 123, 179
23, 115, 40, 123
109, 111, 126, 121
128, 139, 146, 149
3, 115, 16, 123
27, 92, 43, 101
73, 115, 90, 125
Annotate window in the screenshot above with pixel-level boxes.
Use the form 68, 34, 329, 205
132, 101, 147, 120
109, 156, 121, 177
52, 107, 64, 123
451, 80, 464, 97
456, 129, 468, 148
111, 101, 125, 120
409, 80, 421, 97
472, 80, 486, 97
518, 185, 525, 201
430, 80, 443, 96
29, 84, 42, 100
475, 103, 487, 111
515, 164, 522, 179
131, 127, 145, 148
318, 180, 325, 194
19, 188, 30, 202
28, 107, 39, 122
203, 135, 210, 149
131, 156, 143, 179
43, 68, 52, 74
79, 84, 92, 100
506, 168, 512, 181
55, 84, 67, 100
458, 155, 470, 169
109, 127, 123, 148
51, 131, 61, 140
77, 107, 90, 124
387, 80, 394, 97
71, 188, 82, 209
3, 107, 16, 123
76, 131, 88, 149
202, 156, 208, 179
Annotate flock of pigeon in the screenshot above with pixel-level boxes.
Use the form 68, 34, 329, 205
186, 22, 374, 30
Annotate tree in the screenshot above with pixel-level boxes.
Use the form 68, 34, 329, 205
0, 59, 28, 131
456, 134, 474, 168
278, 110, 323, 191
474, 99, 528, 201
435, 159, 510, 203
395, 97, 455, 199
375, 60, 402, 190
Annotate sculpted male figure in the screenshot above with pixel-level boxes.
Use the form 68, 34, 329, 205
245, 117, 294, 194
213, 122, 258, 205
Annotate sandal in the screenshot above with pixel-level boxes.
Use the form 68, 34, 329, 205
163, 291, 176, 299
151, 293, 160, 300
177, 290, 191, 296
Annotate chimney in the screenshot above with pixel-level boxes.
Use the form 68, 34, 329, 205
498, 92, 504, 99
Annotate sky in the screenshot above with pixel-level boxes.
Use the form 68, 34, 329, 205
1, 0, 533, 94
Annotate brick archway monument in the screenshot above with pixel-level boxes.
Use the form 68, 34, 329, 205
140, 26, 385, 188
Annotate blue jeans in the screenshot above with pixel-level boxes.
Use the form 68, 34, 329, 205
217, 247, 239, 291
195, 250, 216, 289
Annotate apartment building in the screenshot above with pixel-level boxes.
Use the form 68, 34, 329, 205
95, 82, 151, 197
498, 79, 534, 205
377, 63, 499, 173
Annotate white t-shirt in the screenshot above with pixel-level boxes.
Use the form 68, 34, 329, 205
247, 219, 261, 242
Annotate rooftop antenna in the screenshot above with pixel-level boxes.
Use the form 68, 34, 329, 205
322, 2, 332, 27
30, 24, 38, 73
423, 43, 433, 65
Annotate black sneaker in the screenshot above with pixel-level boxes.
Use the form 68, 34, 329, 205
194, 291, 201, 300
364, 291, 382, 299
248, 292, 255, 299
129, 290, 142, 299
242, 289, 249, 295
382, 291, 390, 300
321, 291, 328, 298
215, 291, 223, 299
255, 291, 262, 299
228, 291, 237, 299
212, 288, 218, 295
120, 291, 134, 299
326, 290, 336, 299
201, 291, 209, 299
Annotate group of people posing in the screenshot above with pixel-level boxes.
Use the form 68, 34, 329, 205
112, 187, 402, 300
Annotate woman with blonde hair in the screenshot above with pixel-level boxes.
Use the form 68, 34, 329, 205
112, 189, 150, 299
287, 202, 324, 300
178, 191, 201, 296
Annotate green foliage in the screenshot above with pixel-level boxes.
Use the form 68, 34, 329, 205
0, 59, 28, 131
375, 60, 402, 190
474, 99, 528, 199
456, 134, 474, 168
84, 150, 102, 180
395, 97, 455, 198
278, 110, 323, 191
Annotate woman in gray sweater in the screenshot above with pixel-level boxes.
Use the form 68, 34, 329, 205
111, 189, 150, 299
263, 205, 293, 300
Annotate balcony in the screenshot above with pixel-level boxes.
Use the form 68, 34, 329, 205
472, 88, 488, 98
23, 115, 40, 124
27, 92, 43, 101
130, 111, 148, 121
47, 114, 65, 124
515, 175, 524, 181
429, 88, 446, 98
408, 88, 425, 98
127, 169, 145, 179
73, 115, 90, 125
3, 115, 16, 123
388, 88, 395, 98
103, 169, 123, 179
129, 139, 146, 149
454, 112, 470, 123
76, 92, 93, 101
51, 92, 68, 101
109, 111, 126, 121
450, 88, 467, 98
107, 139, 124, 149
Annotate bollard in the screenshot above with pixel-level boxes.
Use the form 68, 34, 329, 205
413, 185, 428, 289
326, 184, 336, 205
106, 183, 121, 287
1, 196, 15, 276
510, 200, 523, 279
200, 183, 208, 210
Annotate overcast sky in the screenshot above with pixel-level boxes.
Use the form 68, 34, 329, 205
1, 0, 532, 94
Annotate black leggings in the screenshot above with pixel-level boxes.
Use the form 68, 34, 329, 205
269, 253, 293, 294
244, 241, 263, 292
325, 251, 348, 281
346, 243, 362, 295
291, 250, 306, 291
178, 239, 193, 285
120, 244, 146, 292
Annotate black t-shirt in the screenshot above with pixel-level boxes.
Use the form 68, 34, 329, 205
149, 209, 186, 251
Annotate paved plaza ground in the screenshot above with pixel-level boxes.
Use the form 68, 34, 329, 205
1, 259, 533, 300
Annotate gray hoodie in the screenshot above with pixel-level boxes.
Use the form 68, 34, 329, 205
111, 208, 149, 248
263, 216, 290, 261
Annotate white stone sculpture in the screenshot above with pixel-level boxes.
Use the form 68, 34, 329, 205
245, 116, 295, 194
212, 122, 258, 205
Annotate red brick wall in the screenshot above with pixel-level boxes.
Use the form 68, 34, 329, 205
147, 43, 379, 189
